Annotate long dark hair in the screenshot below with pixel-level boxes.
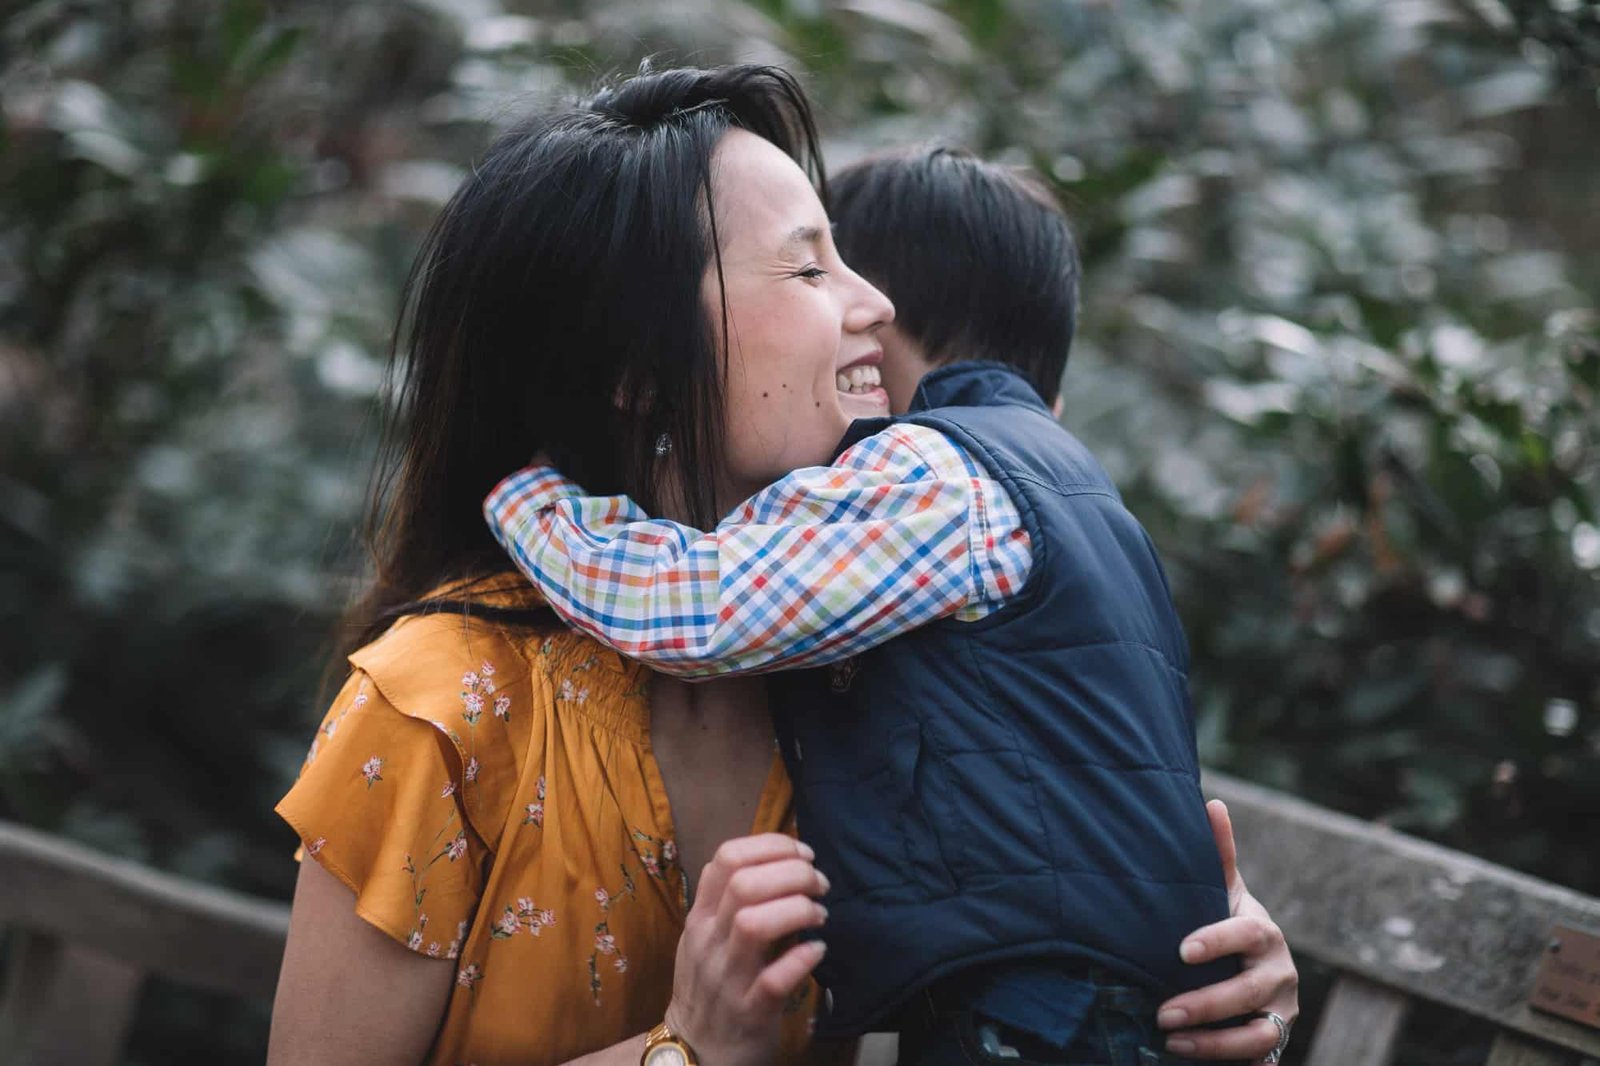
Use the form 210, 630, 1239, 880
342, 64, 825, 655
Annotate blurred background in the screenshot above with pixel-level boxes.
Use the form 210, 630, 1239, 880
2, 0, 1597, 1061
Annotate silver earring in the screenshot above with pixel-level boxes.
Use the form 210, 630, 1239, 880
654, 433, 672, 457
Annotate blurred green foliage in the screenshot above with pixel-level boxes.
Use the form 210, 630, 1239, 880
2, 0, 1597, 1061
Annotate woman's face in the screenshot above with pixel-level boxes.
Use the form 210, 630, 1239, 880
705, 129, 895, 505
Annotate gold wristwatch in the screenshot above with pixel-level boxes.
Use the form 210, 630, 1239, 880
640, 1020, 698, 1066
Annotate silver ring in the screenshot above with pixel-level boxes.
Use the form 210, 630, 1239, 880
1259, 1011, 1291, 1064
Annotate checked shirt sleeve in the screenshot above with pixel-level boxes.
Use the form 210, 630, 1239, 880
483, 424, 1032, 679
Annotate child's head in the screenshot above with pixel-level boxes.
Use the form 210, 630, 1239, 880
830, 146, 1079, 412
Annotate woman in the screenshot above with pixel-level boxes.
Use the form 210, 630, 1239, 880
267, 64, 1296, 1066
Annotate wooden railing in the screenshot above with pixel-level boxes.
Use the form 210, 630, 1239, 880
3, 773, 1598, 1065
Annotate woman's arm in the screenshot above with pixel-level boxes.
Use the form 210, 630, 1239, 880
268, 857, 454, 1065
269, 837, 828, 1066
1158, 800, 1300, 1063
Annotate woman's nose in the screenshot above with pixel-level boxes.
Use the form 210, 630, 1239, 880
845, 270, 895, 333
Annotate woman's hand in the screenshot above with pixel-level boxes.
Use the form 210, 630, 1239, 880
665, 833, 831, 1066
1158, 800, 1300, 1063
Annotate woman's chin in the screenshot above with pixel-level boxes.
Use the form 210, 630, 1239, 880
838, 387, 891, 420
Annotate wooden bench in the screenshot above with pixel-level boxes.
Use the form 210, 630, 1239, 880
3, 773, 1598, 1065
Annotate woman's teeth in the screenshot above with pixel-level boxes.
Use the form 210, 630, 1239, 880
836, 364, 882, 394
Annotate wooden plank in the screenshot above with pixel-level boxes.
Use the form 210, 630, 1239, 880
1302, 974, 1409, 1066
1204, 772, 1600, 1057
1485, 1031, 1576, 1066
0, 929, 143, 1066
0, 819, 288, 1001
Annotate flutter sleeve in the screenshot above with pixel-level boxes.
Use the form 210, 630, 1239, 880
276, 668, 488, 960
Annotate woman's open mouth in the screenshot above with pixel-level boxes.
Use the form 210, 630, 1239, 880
836, 364, 883, 395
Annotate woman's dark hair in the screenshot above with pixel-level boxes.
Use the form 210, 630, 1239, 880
341, 63, 825, 654
830, 146, 1079, 406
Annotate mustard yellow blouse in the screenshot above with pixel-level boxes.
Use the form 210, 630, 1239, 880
276, 603, 820, 1065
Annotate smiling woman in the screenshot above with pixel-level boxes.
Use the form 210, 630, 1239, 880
705, 127, 894, 500
269, 66, 856, 1066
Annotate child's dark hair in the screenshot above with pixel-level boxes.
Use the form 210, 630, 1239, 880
830, 146, 1079, 406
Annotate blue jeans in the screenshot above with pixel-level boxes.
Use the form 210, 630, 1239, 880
896, 970, 1216, 1066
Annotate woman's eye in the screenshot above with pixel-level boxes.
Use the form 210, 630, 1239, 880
795, 266, 829, 281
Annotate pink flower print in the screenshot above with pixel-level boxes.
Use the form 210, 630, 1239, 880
446, 832, 468, 862
614, 955, 629, 973
594, 888, 610, 908
361, 756, 384, 788
523, 801, 544, 827
441, 781, 456, 799
538, 909, 556, 928
353, 691, 368, 708
662, 840, 677, 864
493, 694, 511, 720
641, 852, 660, 878
462, 670, 480, 691
559, 678, 588, 703
515, 897, 544, 935
535, 775, 546, 801
595, 932, 617, 955
479, 660, 495, 679
493, 907, 520, 939
464, 756, 480, 783
461, 691, 483, 724
407, 930, 423, 951
306, 837, 326, 857
427, 941, 441, 957
457, 962, 483, 990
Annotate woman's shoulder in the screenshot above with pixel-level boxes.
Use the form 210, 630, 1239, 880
346, 580, 648, 760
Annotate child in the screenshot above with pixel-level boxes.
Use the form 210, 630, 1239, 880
486, 148, 1239, 1064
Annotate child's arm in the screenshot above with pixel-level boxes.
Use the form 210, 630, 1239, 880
483, 424, 1031, 679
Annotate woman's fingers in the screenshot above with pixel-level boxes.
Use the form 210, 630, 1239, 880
1205, 799, 1245, 909
728, 893, 828, 953
1164, 1015, 1283, 1062
694, 833, 816, 913
749, 940, 828, 1009
1158, 964, 1289, 1029
1177, 914, 1285, 968
716, 857, 829, 931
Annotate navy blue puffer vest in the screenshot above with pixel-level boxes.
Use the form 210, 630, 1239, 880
768, 362, 1236, 1037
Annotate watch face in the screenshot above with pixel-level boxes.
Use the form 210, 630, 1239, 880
644, 1045, 688, 1066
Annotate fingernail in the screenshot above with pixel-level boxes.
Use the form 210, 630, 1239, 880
810, 939, 828, 957
797, 841, 816, 860
817, 871, 832, 893
1179, 939, 1203, 963
1167, 1038, 1195, 1054
816, 904, 829, 922
1157, 1008, 1187, 1029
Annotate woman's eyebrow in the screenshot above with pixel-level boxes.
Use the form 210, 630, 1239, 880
781, 224, 825, 251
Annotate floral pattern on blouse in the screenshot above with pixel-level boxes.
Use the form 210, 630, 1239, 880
276, 601, 816, 1066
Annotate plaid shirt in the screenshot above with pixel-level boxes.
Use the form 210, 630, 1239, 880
483, 423, 1032, 679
